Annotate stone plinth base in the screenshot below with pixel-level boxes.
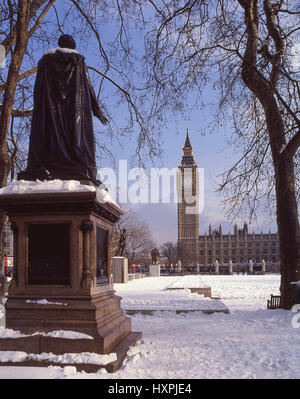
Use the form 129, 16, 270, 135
167, 286, 211, 298
128, 274, 147, 280
189, 287, 211, 297
149, 265, 160, 277
112, 257, 128, 283
0, 331, 141, 373
4, 292, 132, 354
125, 309, 229, 315
0, 189, 141, 371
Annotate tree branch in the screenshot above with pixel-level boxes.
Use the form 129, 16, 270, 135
70, 0, 109, 67
0, 66, 37, 94
263, 0, 284, 88
28, 0, 56, 38
283, 130, 300, 158
1, 0, 49, 55
0, 105, 33, 117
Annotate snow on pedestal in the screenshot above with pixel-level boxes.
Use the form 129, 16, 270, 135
0, 179, 118, 207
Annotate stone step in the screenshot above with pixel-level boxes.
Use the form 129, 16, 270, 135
0, 331, 142, 373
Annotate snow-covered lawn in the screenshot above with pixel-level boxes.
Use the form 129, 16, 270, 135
116, 276, 227, 311
163, 275, 210, 289
0, 274, 299, 379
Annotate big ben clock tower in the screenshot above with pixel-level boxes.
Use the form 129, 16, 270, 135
177, 129, 199, 264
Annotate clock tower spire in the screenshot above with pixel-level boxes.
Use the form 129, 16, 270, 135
177, 128, 199, 265
182, 127, 193, 160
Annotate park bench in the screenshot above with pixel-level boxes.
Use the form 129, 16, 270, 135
267, 294, 281, 309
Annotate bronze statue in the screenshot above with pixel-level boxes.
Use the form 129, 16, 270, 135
116, 228, 127, 257
18, 34, 107, 186
150, 248, 159, 264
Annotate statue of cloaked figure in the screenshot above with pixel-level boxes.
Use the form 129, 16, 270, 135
116, 228, 127, 257
18, 34, 108, 186
150, 248, 159, 265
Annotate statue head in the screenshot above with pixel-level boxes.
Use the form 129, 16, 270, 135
58, 34, 76, 49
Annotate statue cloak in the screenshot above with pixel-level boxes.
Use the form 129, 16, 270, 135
20, 48, 105, 185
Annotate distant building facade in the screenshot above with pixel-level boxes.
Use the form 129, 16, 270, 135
198, 223, 280, 265
177, 131, 280, 266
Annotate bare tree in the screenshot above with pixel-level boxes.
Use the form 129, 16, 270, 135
112, 207, 155, 265
132, 0, 299, 309
160, 241, 178, 267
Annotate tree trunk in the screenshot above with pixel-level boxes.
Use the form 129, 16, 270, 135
0, 1, 31, 269
238, 0, 300, 309
275, 154, 300, 309
0, 0, 30, 189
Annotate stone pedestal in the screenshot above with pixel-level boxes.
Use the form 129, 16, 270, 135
214, 261, 219, 275
261, 260, 266, 274
0, 190, 141, 372
112, 257, 128, 283
149, 264, 160, 277
249, 260, 254, 274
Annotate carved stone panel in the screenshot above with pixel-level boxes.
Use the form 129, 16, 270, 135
27, 223, 70, 285
96, 227, 109, 284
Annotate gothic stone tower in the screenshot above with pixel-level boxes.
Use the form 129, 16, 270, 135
177, 129, 199, 265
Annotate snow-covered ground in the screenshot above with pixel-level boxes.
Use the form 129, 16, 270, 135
166, 275, 210, 289
0, 274, 299, 379
116, 276, 227, 311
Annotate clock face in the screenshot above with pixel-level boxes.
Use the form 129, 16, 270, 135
183, 176, 192, 187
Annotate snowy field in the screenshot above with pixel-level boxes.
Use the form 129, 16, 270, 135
116, 276, 227, 311
0, 274, 300, 379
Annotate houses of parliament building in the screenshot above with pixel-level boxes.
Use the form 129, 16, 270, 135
177, 130, 280, 266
